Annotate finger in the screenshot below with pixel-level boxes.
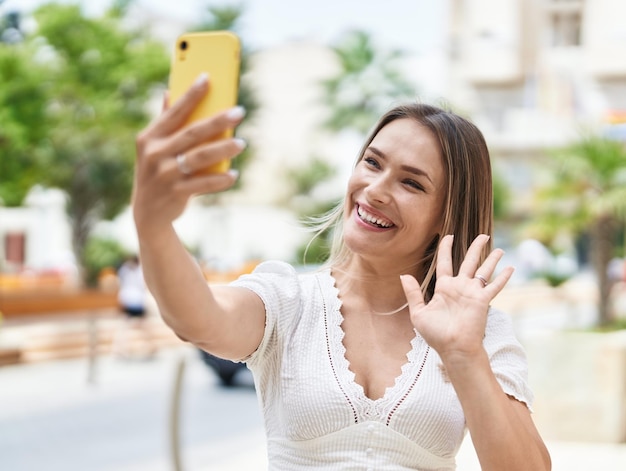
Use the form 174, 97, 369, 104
458, 234, 490, 277
171, 138, 246, 177
139, 77, 207, 142
152, 73, 210, 137
484, 265, 514, 298
173, 170, 239, 197
164, 106, 246, 158
475, 248, 505, 282
400, 274, 425, 310
435, 234, 454, 278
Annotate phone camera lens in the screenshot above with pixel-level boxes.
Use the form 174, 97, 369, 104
180, 40, 188, 51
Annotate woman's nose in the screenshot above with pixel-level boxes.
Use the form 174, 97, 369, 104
364, 175, 391, 203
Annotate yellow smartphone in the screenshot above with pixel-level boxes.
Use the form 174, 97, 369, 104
168, 31, 241, 173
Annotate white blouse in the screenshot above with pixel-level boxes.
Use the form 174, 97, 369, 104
231, 261, 533, 470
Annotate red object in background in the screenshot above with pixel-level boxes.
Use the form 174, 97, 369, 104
4, 232, 25, 268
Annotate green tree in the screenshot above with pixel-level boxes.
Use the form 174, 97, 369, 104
323, 30, 417, 134
82, 236, 127, 286
0, 41, 50, 206
7, 2, 169, 282
531, 135, 626, 326
0, 1, 46, 205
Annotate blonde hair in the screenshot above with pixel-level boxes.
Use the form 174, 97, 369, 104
309, 102, 493, 302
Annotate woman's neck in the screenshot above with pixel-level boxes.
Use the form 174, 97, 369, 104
331, 257, 417, 316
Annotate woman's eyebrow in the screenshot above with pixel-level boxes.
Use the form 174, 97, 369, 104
368, 146, 434, 184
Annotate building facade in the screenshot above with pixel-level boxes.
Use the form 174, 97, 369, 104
446, 0, 626, 223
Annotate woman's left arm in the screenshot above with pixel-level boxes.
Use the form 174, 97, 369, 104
400, 234, 551, 471
442, 347, 551, 470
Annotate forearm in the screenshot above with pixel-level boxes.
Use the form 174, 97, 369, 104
137, 222, 217, 342
136, 221, 266, 360
130, 79, 260, 358
444, 350, 551, 471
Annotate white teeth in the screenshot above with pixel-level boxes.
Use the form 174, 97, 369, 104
357, 206, 393, 228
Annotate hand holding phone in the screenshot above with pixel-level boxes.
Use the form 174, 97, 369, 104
168, 31, 241, 174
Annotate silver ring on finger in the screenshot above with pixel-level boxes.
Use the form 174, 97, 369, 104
176, 154, 193, 175
474, 274, 488, 287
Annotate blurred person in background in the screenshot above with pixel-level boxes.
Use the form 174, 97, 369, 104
131, 75, 551, 469
112, 254, 155, 359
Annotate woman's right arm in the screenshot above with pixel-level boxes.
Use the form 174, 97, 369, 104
132, 73, 266, 361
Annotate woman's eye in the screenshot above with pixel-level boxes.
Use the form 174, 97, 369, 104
404, 179, 424, 191
363, 157, 380, 168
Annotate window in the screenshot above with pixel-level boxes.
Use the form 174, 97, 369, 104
545, 0, 583, 47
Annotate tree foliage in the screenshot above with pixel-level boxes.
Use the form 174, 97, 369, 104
0, 2, 169, 282
531, 135, 626, 325
0, 1, 263, 283
35, 3, 169, 278
0, 41, 50, 205
323, 30, 417, 135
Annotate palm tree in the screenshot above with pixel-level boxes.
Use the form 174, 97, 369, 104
322, 29, 417, 134
292, 30, 418, 263
531, 135, 626, 326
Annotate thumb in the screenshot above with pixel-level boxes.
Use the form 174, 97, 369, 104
400, 274, 425, 310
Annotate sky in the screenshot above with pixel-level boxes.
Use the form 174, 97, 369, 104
2, 0, 449, 94
3, 0, 447, 54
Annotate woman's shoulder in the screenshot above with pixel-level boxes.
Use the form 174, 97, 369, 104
249, 261, 329, 284
232, 260, 329, 295
249, 260, 297, 275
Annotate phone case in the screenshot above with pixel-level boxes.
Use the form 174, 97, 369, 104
168, 31, 241, 173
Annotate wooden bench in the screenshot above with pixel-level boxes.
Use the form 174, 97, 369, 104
0, 287, 183, 368
0, 287, 118, 318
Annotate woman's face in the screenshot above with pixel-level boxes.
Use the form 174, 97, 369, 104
343, 118, 446, 270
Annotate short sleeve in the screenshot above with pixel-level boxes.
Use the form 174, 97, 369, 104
229, 260, 301, 367
483, 308, 535, 410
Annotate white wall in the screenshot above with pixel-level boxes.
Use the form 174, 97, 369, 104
0, 186, 75, 272
93, 200, 309, 268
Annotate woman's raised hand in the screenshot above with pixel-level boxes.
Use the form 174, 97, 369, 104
400, 234, 514, 361
132, 73, 246, 233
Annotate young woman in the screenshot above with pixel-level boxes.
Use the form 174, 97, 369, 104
132, 74, 551, 470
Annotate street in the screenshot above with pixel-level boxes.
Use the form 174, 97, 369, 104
0, 347, 267, 471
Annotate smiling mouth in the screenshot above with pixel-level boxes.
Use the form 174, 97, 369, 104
357, 204, 394, 228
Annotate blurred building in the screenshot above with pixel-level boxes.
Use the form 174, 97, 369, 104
446, 0, 626, 222
0, 187, 73, 271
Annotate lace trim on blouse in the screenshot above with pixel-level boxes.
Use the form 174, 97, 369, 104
317, 268, 431, 426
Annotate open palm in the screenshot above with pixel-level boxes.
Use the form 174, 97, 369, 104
400, 234, 514, 360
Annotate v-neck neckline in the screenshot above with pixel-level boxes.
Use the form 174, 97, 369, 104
319, 268, 430, 423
